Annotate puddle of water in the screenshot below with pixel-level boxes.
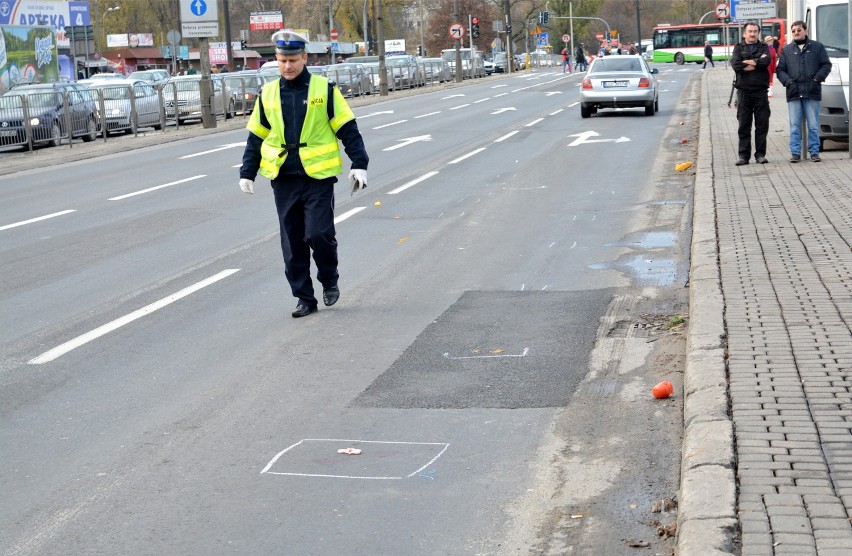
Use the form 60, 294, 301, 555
589, 256, 677, 286
606, 231, 677, 249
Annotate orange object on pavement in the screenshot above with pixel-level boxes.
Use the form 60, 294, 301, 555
652, 381, 674, 399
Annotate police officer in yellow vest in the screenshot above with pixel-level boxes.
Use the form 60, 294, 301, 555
239, 31, 369, 318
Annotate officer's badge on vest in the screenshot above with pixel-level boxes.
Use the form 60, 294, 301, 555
310, 97, 325, 107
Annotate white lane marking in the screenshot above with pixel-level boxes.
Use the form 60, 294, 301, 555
334, 207, 366, 223
491, 84, 508, 88
358, 110, 394, 118
549, 108, 564, 115
108, 175, 206, 201
415, 111, 441, 118
525, 118, 544, 127
491, 107, 516, 114
178, 142, 244, 159
387, 171, 439, 195
444, 347, 529, 360
27, 268, 241, 365
1, 210, 76, 232
448, 147, 486, 164
549, 242, 556, 248
571, 241, 577, 249
494, 92, 508, 97
494, 130, 518, 142
450, 104, 470, 110
442, 93, 465, 99
567, 101, 579, 107
231, 163, 241, 168
373, 119, 408, 129
474, 97, 490, 103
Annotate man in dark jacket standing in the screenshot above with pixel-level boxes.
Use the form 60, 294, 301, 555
731, 21, 771, 165
776, 20, 832, 162
703, 41, 715, 69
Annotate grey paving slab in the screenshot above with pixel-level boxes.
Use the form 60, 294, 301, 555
679, 66, 852, 555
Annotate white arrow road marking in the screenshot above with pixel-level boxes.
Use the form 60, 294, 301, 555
383, 135, 432, 151
545, 91, 563, 96
1, 210, 77, 232
567, 131, 630, 147
491, 107, 516, 114
179, 142, 245, 159
28, 268, 241, 365
442, 93, 465, 99
359, 110, 394, 118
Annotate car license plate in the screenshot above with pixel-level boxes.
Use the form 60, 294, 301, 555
603, 81, 628, 88
0, 130, 18, 137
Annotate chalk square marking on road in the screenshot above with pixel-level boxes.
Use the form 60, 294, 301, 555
261, 439, 450, 480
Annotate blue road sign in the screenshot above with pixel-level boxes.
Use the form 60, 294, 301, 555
190, 0, 207, 17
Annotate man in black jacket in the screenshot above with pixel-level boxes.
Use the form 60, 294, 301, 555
703, 41, 715, 69
776, 20, 832, 162
731, 21, 771, 165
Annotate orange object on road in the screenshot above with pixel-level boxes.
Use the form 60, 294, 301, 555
652, 381, 674, 399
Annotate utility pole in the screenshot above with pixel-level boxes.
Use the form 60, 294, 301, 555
503, 0, 512, 74
224, 0, 233, 71
635, 0, 641, 56
377, 0, 388, 94
454, 0, 462, 82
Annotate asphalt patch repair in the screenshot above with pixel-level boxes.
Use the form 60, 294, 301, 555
354, 290, 612, 409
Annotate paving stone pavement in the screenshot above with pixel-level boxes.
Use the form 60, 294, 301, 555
679, 67, 852, 554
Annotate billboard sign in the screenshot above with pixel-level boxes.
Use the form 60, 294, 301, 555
0, 0, 91, 49
250, 11, 283, 31
0, 25, 60, 92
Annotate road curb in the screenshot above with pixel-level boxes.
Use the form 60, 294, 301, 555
676, 69, 737, 555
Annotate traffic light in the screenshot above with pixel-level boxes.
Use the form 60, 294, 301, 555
471, 17, 480, 39
240, 39, 246, 50
417, 45, 423, 56
539, 11, 549, 25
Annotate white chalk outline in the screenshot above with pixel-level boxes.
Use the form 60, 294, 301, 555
443, 347, 530, 360
261, 439, 450, 480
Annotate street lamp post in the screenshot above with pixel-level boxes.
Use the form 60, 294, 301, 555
98, 6, 120, 55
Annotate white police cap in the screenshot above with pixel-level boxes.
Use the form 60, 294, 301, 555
272, 30, 309, 54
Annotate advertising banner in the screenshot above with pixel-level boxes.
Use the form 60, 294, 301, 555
0, 25, 59, 92
250, 11, 283, 31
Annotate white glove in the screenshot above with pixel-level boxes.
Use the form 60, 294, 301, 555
239, 178, 254, 195
349, 169, 367, 195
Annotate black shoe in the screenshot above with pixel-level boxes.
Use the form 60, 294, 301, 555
790, 154, 801, 163
811, 154, 821, 162
323, 286, 339, 307
736, 158, 749, 166
756, 156, 768, 164
292, 303, 318, 318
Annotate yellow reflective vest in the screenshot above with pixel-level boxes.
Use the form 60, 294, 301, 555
246, 74, 355, 180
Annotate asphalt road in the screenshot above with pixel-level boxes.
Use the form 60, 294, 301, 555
1, 65, 702, 555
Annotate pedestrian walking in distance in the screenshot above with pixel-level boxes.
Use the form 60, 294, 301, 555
239, 30, 369, 318
775, 20, 832, 163
703, 41, 715, 69
731, 21, 771, 165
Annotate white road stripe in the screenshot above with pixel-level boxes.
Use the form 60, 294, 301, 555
334, 207, 367, 223
525, 118, 544, 127
1, 210, 76, 231
387, 171, 439, 195
450, 104, 470, 110
178, 142, 244, 159
108, 175, 206, 201
448, 148, 486, 164
415, 111, 441, 118
373, 120, 408, 129
494, 130, 518, 142
27, 268, 241, 365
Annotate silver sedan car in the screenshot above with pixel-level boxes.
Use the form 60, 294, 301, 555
579, 55, 659, 118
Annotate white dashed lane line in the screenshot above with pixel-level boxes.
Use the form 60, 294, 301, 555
1, 210, 77, 232
28, 268, 241, 365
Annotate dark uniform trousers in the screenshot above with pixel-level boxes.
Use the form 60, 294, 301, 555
271, 175, 338, 306
737, 89, 770, 160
